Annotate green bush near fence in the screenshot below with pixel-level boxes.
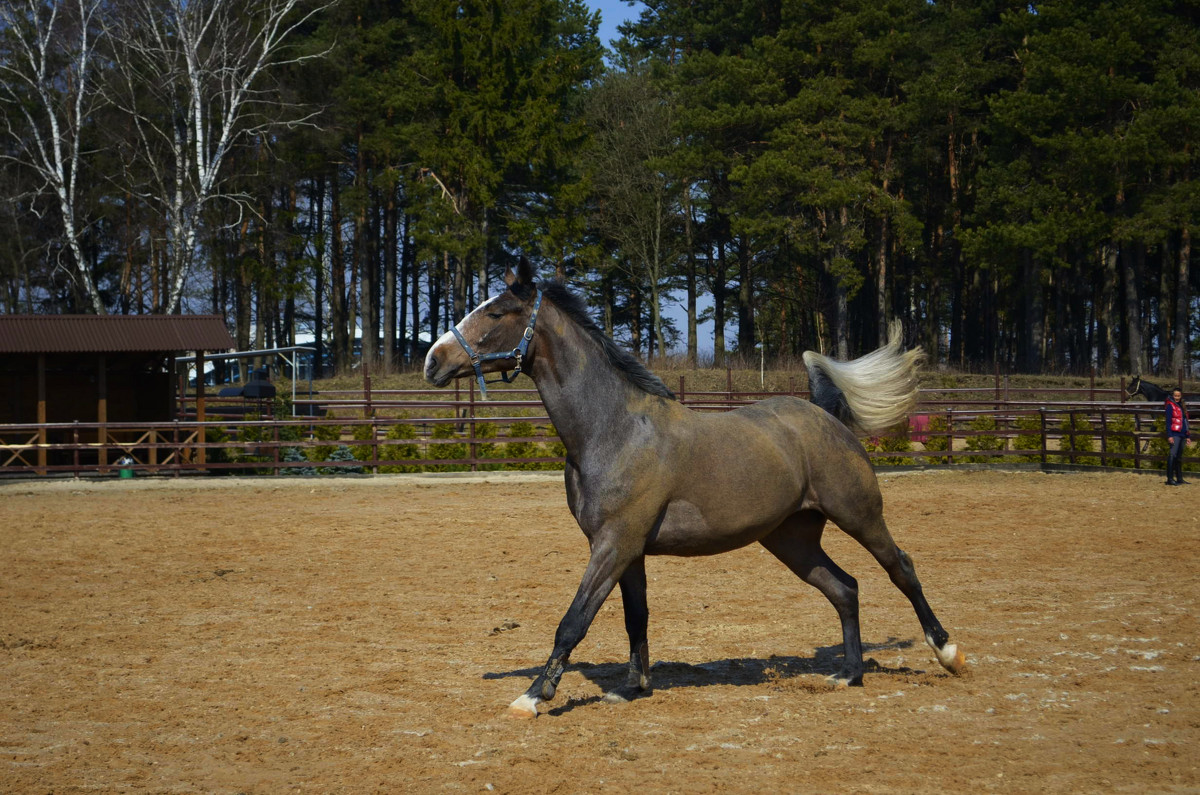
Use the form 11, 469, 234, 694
500, 421, 565, 470
281, 446, 317, 476
503, 421, 542, 470
307, 411, 342, 464
351, 422, 375, 462
1102, 414, 1137, 467
964, 415, 1005, 463
921, 414, 951, 465
1011, 414, 1044, 462
865, 423, 917, 466
1054, 413, 1099, 466
428, 423, 469, 472
474, 422, 503, 471
318, 445, 364, 474
379, 421, 423, 473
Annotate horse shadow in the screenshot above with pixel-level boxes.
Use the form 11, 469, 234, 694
483, 637, 921, 716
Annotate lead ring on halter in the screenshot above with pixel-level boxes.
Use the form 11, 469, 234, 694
450, 289, 542, 400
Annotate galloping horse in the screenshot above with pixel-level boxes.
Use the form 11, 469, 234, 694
424, 260, 966, 718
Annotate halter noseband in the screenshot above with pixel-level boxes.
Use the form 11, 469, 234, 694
450, 290, 542, 400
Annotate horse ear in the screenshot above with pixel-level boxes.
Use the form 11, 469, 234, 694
504, 256, 536, 291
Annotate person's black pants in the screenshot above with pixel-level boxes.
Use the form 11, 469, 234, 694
1167, 435, 1187, 482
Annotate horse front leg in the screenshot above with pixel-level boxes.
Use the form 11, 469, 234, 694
508, 541, 633, 718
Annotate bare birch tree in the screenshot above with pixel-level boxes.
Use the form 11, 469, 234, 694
0, 0, 108, 313
104, 0, 332, 313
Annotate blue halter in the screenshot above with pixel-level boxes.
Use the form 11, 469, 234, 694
450, 290, 542, 400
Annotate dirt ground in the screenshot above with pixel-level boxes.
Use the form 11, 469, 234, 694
2, 469, 1197, 794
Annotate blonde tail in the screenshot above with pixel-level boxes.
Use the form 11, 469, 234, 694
802, 320, 924, 436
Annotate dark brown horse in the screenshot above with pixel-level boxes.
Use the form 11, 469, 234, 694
425, 260, 966, 718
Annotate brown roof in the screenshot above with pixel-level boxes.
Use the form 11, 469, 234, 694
0, 315, 235, 354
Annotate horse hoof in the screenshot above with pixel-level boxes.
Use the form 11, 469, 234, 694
936, 643, 967, 674
602, 684, 649, 704
507, 694, 540, 719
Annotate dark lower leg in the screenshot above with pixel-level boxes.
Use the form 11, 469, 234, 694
761, 521, 864, 685
616, 557, 651, 694
514, 548, 627, 711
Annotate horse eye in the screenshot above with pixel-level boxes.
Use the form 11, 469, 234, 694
486, 312, 504, 319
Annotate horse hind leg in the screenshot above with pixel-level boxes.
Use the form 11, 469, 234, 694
839, 514, 966, 675
603, 555, 652, 704
760, 511, 865, 687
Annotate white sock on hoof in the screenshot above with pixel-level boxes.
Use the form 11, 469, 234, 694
925, 633, 966, 673
507, 694, 540, 718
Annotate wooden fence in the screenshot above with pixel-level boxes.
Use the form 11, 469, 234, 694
1, 376, 1195, 478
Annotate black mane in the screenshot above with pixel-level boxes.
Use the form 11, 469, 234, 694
538, 281, 676, 400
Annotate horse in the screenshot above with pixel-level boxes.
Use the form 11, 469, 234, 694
424, 259, 966, 718
1127, 374, 1172, 403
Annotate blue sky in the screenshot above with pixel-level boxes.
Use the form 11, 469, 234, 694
589, 0, 643, 51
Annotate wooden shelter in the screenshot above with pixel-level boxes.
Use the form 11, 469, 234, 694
0, 315, 234, 468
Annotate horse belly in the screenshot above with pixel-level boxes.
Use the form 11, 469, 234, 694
645, 497, 791, 557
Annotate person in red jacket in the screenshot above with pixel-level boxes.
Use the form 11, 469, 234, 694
1165, 388, 1190, 485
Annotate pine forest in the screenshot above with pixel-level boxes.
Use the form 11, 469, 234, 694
1, 0, 1198, 376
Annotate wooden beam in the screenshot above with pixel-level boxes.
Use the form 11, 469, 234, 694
37, 354, 46, 473
196, 351, 206, 467
98, 354, 108, 471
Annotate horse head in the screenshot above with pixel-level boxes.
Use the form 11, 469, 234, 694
424, 257, 541, 393
1127, 374, 1143, 398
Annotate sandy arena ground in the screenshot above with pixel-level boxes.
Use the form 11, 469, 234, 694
2, 469, 1197, 793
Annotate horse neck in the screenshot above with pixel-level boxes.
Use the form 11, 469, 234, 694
527, 305, 655, 455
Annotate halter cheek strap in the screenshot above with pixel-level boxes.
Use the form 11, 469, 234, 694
450, 290, 542, 400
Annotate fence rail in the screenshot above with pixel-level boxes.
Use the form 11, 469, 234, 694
1, 378, 1194, 478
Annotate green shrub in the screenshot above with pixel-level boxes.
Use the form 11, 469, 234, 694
281, 446, 317, 476
964, 414, 1005, 463
318, 445, 364, 475
504, 421, 543, 470
920, 414, 951, 465
1146, 418, 1172, 470
1011, 414, 1044, 463
472, 422, 502, 471
866, 422, 917, 466
1102, 413, 1137, 468
307, 411, 342, 463
350, 422, 376, 463
379, 421, 423, 473
428, 423, 468, 472
1054, 413, 1099, 466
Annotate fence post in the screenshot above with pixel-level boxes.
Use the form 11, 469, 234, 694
679, 376, 686, 405
172, 421, 180, 478
1133, 408, 1142, 469
1089, 368, 1096, 402
371, 415, 378, 475
1039, 409, 1047, 465
1120, 376, 1127, 403
945, 409, 953, 465
273, 423, 281, 476
1099, 408, 1108, 466
1067, 410, 1076, 464
727, 367, 733, 401
72, 421, 80, 479
469, 377, 477, 472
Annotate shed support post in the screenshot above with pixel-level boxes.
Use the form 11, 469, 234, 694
196, 351, 206, 467
37, 354, 46, 474
98, 354, 108, 472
